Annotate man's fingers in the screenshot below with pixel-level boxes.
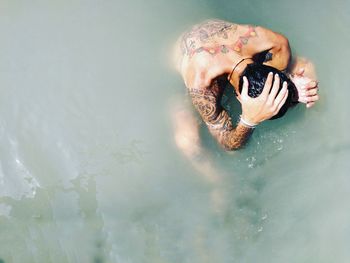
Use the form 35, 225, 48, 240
276, 89, 289, 110
261, 72, 274, 97
276, 89, 289, 112
299, 94, 319, 104
298, 81, 318, 92
267, 74, 281, 103
274, 81, 288, 106
299, 87, 318, 98
306, 80, 318, 88
307, 94, 319, 102
241, 76, 249, 97
305, 88, 318, 96
306, 102, 315, 108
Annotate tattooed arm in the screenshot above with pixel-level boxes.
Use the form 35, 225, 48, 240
189, 73, 290, 150
189, 80, 254, 151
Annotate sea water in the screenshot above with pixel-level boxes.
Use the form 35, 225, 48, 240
0, 0, 349, 262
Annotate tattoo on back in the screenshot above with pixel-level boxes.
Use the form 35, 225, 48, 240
181, 20, 237, 57
232, 25, 258, 53
180, 20, 257, 58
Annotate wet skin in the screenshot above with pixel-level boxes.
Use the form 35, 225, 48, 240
174, 19, 319, 150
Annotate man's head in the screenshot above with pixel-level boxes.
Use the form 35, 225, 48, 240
238, 62, 298, 119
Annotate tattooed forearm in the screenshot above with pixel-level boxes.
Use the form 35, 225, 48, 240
205, 110, 254, 150
189, 83, 254, 150
220, 120, 254, 150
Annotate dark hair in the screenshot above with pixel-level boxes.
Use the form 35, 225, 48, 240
239, 62, 299, 120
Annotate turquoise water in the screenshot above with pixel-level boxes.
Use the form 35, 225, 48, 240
0, 0, 349, 262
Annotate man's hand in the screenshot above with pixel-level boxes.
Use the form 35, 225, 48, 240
290, 68, 319, 108
288, 57, 319, 108
237, 72, 289, 124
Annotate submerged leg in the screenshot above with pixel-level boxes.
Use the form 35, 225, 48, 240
169, 96, 226, 213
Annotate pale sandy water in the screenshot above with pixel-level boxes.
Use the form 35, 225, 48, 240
0, 0, 349, 262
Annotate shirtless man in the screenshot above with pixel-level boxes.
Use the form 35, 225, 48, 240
172, 19, 318, 152
170, 19, 319, 191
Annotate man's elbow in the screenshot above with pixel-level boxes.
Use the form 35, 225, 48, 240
221, 141, 243, 151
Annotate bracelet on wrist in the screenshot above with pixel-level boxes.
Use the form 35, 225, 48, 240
239, 115, 258, 129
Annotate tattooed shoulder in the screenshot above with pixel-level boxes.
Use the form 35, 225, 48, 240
180, 19, 238, 57
180, 21, 259, 57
